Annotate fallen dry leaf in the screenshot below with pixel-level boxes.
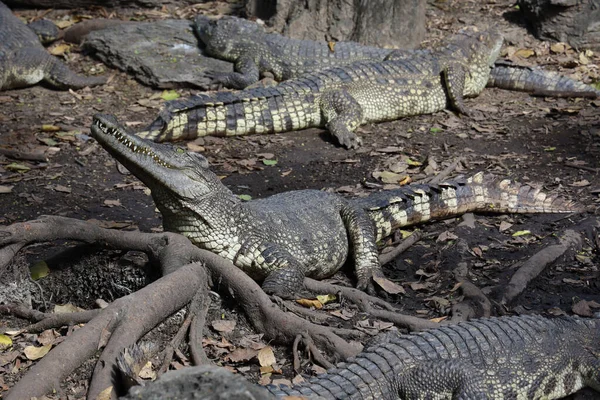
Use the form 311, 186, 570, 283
572, 299, 600, 317
212, 319, 236, 333
103, 199, 122, 207
24, 344, 52, 360
257, 346, 276, 367
499, 221, 512, 232
296, 298, 323, 309
373, 274, 405, 295
0, 185, 13, 194
54, 185, 71, 194
225, 348, 258, 363
95, 386, 113, 400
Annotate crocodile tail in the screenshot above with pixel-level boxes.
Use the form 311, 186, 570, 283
357, 172, 583, 240
137, 86, 321, 142
488, 64, 600, 98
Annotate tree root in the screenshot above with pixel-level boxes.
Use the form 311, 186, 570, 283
501, 218, 598, 305
1, 216, 360, 399
0, 303, 101, 334
450, 281, 492, 322
304, 278, 438, 331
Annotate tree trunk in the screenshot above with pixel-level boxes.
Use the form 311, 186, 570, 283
517, 0, 600, 50
5, 0, 203, 8
245, 0, 426, 49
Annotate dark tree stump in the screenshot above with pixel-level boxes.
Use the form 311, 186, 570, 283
5, 0, 203, 8
517, 0, 600, 50
245, 0, 426, 49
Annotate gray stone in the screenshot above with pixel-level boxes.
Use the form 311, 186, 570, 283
120, 365, 276, 400
83, 20, 232, 89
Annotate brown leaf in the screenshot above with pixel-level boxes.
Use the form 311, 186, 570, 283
296, 298, 323, 309
225, 348, 258, 363
436, 231, 458, 242
49, 43, 71, 56
572, 299, 600, 317
514, 48, 535, 59
54, 185, 71, 194
95, 386, 113, 400
0, 185, 13, 194
24, 344, 52, 360
211, 319, 236, 333
499, 221, 512, 232
103, 199, 122, 207
373, 274, 405, 294
257, 346, 276, 367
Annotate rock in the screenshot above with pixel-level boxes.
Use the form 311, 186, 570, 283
83, 20, 232, 89
120, 365, 276, 400
517, 0, 600, 50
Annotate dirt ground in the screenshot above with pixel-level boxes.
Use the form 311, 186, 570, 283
1, 0, 600, 398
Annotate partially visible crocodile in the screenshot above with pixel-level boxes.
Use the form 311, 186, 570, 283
0, 1, 106, 91
139, 28, 503, 148
121, 315, 600, 400
92, 114, 581, 298
194, 15, 600, 98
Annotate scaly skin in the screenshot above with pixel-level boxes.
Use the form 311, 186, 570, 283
139, 28, 503, 149
0, 1, 105, 90
194, 15, 393, 89
121, 315, 600, 400
194, 15, 599, 99
92, 114, 581, 298
488, 63, 600, 98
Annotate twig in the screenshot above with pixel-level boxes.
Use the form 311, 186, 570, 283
292, 334, 302, 373
0, 147, 47, 162
379, 230, 422, 266
189, 288, 211, 366
564, 162, 600, 174
421, 157, 465, 184
0, 304, 100, 333
302, 332, 335, 370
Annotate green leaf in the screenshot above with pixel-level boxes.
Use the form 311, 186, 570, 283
430, 127, 443, 134
238, 194, 252, 201
161, 90, 180, 101
30, 261, 50, 280
0, 334, 12, 350
39, 137, 58, 146
6, 163, 30, 172
316, 294, 336, 305
512, 230, 531, 237
544, 147, 556, 152
262, 159, 278, 166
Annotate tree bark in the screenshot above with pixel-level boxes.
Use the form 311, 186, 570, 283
246, 0, 426, 49
5, 0, 203, 8
517, 0, 600, 50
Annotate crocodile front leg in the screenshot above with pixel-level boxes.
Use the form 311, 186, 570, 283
340, 203, 401, 294
259, 244, 307, 299
443, 62, 470, 115
209, 55, 261, 89
321, 89, 364, 149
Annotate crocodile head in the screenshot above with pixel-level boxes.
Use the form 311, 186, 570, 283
195, 15, 263, 61
90, 114, 226, 205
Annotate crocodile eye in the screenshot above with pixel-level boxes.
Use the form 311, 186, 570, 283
175, 147, 185, 154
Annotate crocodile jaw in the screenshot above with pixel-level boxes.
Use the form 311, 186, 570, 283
90, 113, 214, 201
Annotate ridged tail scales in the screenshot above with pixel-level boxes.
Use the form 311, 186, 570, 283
488, 64, 600, 98
137, 86, 322, 142
352, 172, 582, 241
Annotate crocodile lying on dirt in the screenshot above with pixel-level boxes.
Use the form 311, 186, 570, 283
194, 15, 600, 98
122, 315, 600, 400
0, 1, 105, 90
92, 114, 580, 298
139, 28, 503, 148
